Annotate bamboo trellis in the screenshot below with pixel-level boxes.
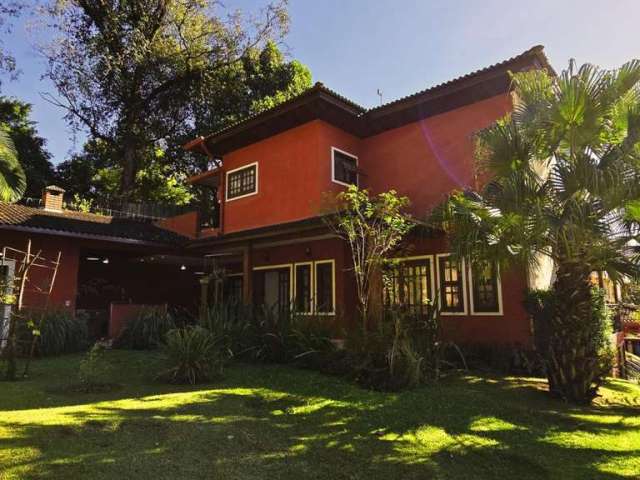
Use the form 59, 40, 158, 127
0, 240, 62, 380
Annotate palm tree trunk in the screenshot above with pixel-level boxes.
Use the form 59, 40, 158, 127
546, 260, 607, 404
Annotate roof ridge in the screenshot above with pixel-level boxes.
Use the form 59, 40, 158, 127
186, 45, 550, 150
365, 45, 550, 114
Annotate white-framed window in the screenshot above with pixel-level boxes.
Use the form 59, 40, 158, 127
226, 162, 258, 201
331, 147, 358, 186
469, 261, 503, 315
252, 263, 293, 312
314, 259, 336, 315
254, 260, 336, 315
436, 254, 468, 315
383, 255, 436, 314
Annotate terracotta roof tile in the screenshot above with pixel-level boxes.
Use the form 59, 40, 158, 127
0, 202, 187, 245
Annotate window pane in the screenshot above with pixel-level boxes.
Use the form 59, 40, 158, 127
472, 262, 500, 312
383, 259, 432, 314
438, 257, 465, 313
227, 165, 257, 199
333, 151, 358, 185
315, 262, 334, 313
295, 264, 312, 313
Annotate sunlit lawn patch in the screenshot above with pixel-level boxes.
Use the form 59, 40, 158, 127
1, 351, 639, 479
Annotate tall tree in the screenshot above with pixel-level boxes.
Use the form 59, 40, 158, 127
56, 40, 312, 203
42, 0, 290, 197
0, 1, 21, 87
168, 39, 312, 175
0, 127, 26, 202
433, 61, 640, 403
0, 97, 55, 197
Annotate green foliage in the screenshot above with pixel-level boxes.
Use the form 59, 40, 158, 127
78, 343, 111, 391
159, 326, 224, 384
19, 308, 88, 356
433, 59, 640, 403
43, 0, 294, 196
0, 97, 55, 198
201, 301, 335, 364
114, 307, 176, 350
0, 126, 25, 202
324, 185, 413, 325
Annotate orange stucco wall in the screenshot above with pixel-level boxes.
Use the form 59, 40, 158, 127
217, 94, 512, 233
361, 94, 513, 215
1, 230, 80, 310
155, 211, 199, 238
221, 119, 361, 234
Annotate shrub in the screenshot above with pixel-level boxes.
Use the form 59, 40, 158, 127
159, 326, 224, 384
115, 306, 176, 350
78, 343, 112, 392
201, 301, 336, 364
19, 308, 88, 356
339, 305, 454, 391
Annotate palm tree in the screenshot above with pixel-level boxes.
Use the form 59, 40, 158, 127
433, 60, 640, 403
0, 128, 26, 202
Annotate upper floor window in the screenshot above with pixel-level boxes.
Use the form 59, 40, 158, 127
331, 147, 358, 186
437, 254, 467, 314
469, 261, 502, 314
226, 163, 258, 201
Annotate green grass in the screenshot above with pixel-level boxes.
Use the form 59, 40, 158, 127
1, 351, 639, 479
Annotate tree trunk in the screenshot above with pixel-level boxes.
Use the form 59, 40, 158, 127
545, 260, 608, 404
119, 138, 138, 196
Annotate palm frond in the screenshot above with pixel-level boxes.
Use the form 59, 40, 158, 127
0, 128, 26, 203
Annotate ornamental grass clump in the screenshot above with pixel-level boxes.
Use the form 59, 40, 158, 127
159, 326, 225, 385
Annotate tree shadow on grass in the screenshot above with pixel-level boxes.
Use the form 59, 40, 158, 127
2, 366, 639, 479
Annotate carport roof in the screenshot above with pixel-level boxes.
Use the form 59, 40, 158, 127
0, 202, 188, 246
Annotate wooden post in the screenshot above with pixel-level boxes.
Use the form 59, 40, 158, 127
242, 244, 253, 304
199, 276, 210, 323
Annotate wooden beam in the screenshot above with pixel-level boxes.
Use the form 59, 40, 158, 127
242, 243, 253, 304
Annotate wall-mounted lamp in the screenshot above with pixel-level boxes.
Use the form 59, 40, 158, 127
180, 265, 187, 271
102, 258, 109, 264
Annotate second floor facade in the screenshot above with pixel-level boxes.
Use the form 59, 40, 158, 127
180, 45, 551, 238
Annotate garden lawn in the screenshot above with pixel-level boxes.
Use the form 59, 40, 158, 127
1, 351, 639, 479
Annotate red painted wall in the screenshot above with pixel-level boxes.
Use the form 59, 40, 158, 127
221, 120, 361, 234
1, 230, 80, 310
215, 94, 513, 233
361, 94, 513, 215
244, 237, 355, 334
156, 211, 199, 239
402, 234, 532, 346
109, 303, 167, 339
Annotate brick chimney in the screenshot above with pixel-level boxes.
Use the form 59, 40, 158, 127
42, 185, 65, 212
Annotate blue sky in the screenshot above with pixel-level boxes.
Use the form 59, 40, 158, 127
1, 0, 639, 165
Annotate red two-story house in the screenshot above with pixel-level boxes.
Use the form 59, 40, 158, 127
176, 45, 555, 346
0, 45, 555, 346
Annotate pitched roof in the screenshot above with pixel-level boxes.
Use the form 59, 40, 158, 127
186, 45, 553, 156
0, 203, 187, 246
367, 45, 552, 115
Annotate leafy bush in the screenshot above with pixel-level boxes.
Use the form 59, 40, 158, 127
335, 304, 456, 391
114, 306, 176, 350
201, 301, 335, 364
78, 343, 112, 392
19, 308, 88, 356
158, 326, 225, 384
